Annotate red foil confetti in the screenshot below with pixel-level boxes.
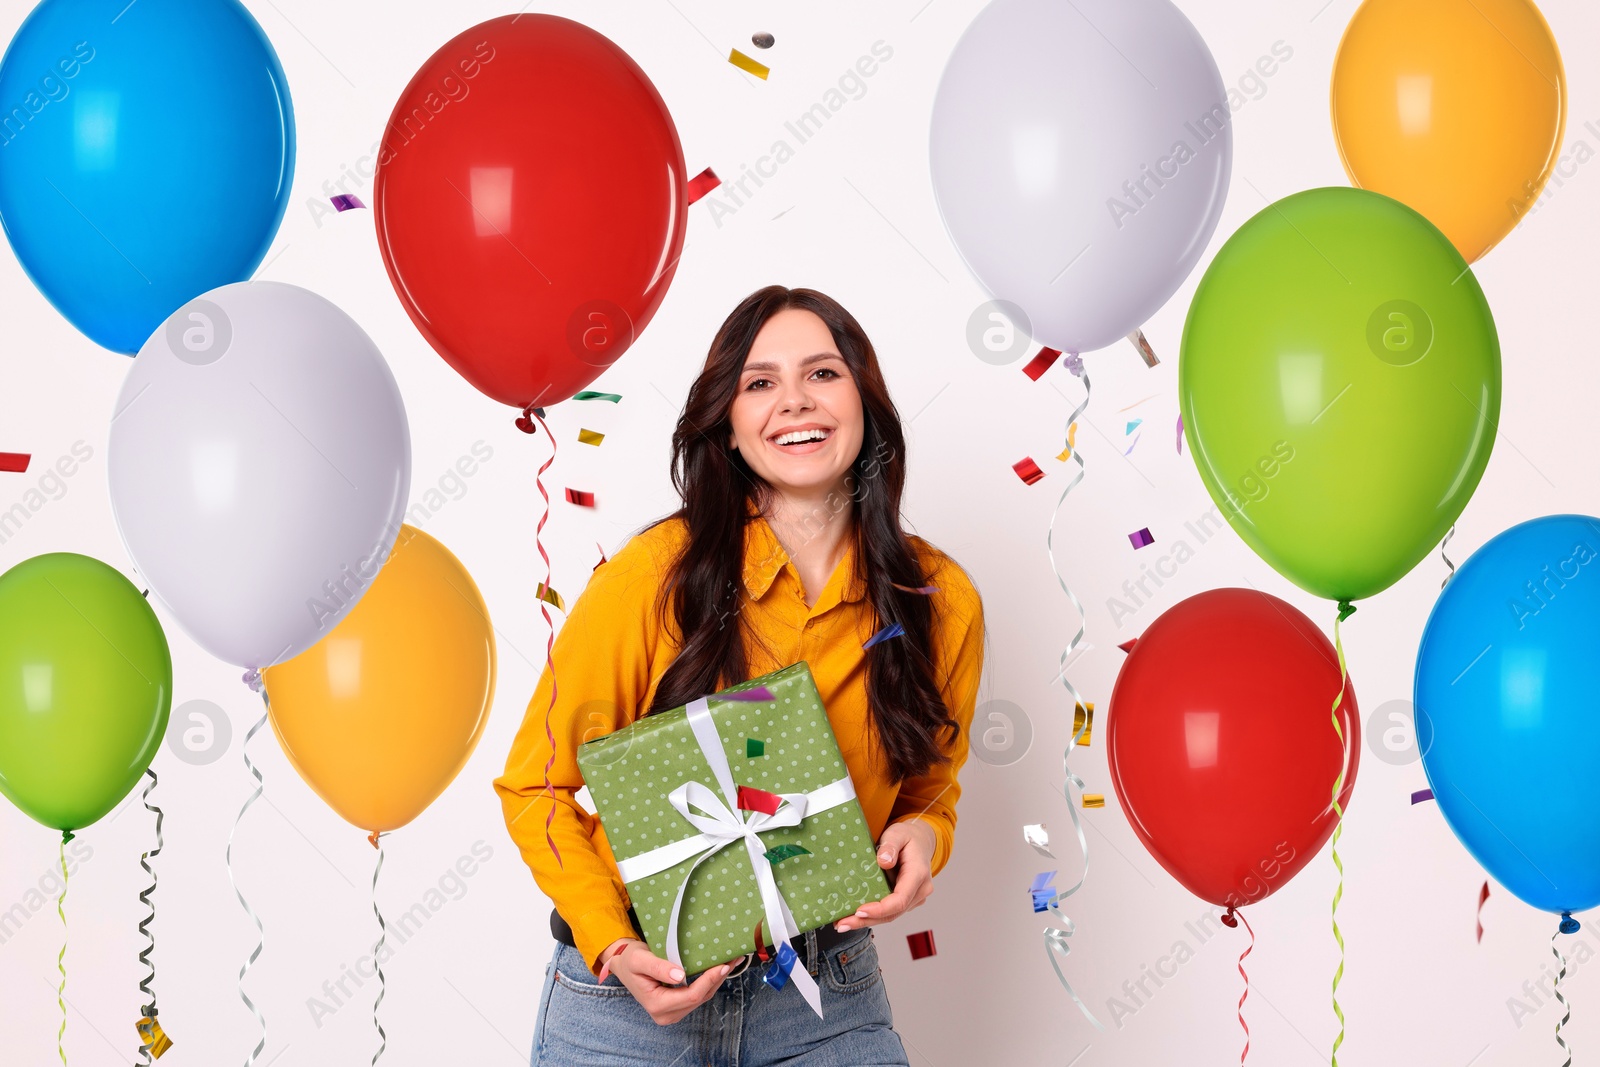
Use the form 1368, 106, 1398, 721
565, 488, 595, 507
736, 785, 783, 816
0, 452, 30, 473
906, 930, 937, 960
1477, 881, 1490, 943
1022, 346, 1062, 381
1013, 457, 1045, 485
593, 542, 607, 571
1128, 527, 1154, 549
687, 167, 722, 205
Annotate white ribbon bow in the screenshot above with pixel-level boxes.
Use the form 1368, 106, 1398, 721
612, 696, 858, 1017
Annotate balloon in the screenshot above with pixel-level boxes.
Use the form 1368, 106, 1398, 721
0, 0, 294, 354
1107, 589, 1359, 909
1331, 0, 1565, 263
0, 554, 172, 832
261, 526, 495, 833
107, 281, 411, 670
373, 15, 686, 410
1416, 515, 1600, 914
1181, 187, 1500, 603
929, 0, 1232, 355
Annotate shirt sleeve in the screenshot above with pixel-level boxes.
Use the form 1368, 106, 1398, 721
888, 564, 985, 876
492, 530, 674, 974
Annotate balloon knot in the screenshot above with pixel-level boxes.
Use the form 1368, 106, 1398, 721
1220, 906, 1239, 929
241, 668, 264, 693
61, 830, 74, 844
368, 831, 383, 849
515, 405, 548, 435
1561, 912, 1580, 935
1336, 599, 1357, 622
1063, 351, 1085, 378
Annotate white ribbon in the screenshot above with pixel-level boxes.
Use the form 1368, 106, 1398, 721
612, 697, 857, 1017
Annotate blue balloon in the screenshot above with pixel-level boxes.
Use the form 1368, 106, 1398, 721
1416, 514, 1600, 914
0, 0, 294, 353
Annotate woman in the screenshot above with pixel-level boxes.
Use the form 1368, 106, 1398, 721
494, 286, 986, 1066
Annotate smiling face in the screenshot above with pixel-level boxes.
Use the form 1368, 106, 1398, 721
727, 308, 865, 501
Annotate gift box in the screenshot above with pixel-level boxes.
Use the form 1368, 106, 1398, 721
576, 662, 889, 997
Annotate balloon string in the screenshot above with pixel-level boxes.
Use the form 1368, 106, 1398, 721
1554, 917, 1574, 1067
228, 686, 270, 1067
1040, 353, 1102, 1030
1440, 525, 1456, 589
57, 830, 71, 1067
136, 768, 164, 1064
1330, 601, 1354, 1067
527, 406, 564, 869
370, 833, 388, 1067
1234, 909, 1254, 1065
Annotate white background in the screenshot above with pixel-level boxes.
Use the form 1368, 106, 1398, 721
2, 1, 1597, 1064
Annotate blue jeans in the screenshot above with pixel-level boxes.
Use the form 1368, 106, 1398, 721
531, 927, 910, 1066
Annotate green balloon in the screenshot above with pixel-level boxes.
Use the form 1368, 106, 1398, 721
0, 553, 172, 832
1180, 187, 1501, 602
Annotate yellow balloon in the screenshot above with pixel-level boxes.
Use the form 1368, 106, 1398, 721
1331, 0, 1566, 262
262, 526, 495, 834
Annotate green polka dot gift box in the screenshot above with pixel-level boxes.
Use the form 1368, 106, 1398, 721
577, 662, 890, 976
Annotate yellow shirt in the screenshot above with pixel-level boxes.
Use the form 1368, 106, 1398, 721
493, 507, 986, 974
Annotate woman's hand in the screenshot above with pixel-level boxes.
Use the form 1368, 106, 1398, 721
598, 938, 733, 1026
835, 819, 936, 932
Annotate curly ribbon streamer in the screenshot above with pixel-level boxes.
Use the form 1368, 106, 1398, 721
1221, 908, 1254, 1064
1554, 912, 1579, 1066
369, 832, 389, 1066
230, 676, 270, 1067
56, 830, 71, 1066
1440, 526, 1456, 589
136, 768, 166, 1064
1330, 601, 1356, 1067
521, 407, 565, 868
1039, 353, 1103, 1030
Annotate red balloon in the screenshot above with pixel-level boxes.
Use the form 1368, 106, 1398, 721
1106, 588, 1359, 910
373, 15, 687, 409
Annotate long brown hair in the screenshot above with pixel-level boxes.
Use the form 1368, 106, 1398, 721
643, 286, 960, 783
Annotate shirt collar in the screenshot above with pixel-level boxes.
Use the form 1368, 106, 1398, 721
742, 497, 868, 605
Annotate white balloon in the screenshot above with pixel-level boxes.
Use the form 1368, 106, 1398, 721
108, 281, 412, 669
930, 0, 1232, 355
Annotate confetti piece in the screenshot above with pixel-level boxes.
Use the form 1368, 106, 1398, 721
1410, 789, 1434, 805
1023, 823, 1054, 859
330, 194, 365, 211
1127, 328, 1159, 367
1477, 881, 1490, 943
1082, 794, 1105, 809
1123, 434, 1140, 456
577, 428, 604, 446
728, 48, 770, 79
1073, 703, 1094, 746
1022, 346, 1062, 381
1029, 871, 1058, 912
737, 785, 783, 816
764, 844, 809, 865
1128, 527, 1154, 549
565, 488, 595, 507
763, 941, 798, 989
725, 687, 775, 702
863, 621, 905, 649
906, 930, 937, 960
1013, 457, 1045, 485
1125, 419, 1143, 434
0, 452, 30, 473
1176, 414, 1184, 454
593, 543, 608, 570
893, 583, 939, 595
535, 582, 565, 612
572, 391, 622, 403
1117, 639, 1137, 654
687, 167, 721, 205
136, 1016, 173, 1058
746, 738, 765, 757
1054, 424, 1078, 462
752, 31, 775, 49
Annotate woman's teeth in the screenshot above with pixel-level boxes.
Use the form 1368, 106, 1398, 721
774, 429, 830, 446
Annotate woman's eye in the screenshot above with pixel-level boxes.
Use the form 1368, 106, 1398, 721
812, 367, 840, 380
745, 378, 771, 390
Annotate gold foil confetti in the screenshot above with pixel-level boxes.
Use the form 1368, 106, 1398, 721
1073, 703, 1094, 746
1081, 794, 1105, 809
728, 48, 770, 79
578, 428, 604, 446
